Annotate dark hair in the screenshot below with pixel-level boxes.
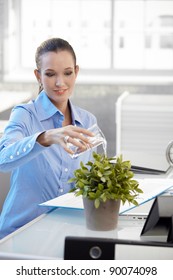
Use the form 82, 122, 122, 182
35, 38, 77, 93
35, 37, 76, 70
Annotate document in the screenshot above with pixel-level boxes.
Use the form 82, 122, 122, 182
40, 179, 173, 214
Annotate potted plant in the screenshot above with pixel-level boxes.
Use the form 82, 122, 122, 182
69, 151, 143, 231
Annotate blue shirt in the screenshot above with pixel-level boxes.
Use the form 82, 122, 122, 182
0, 91, 97, 238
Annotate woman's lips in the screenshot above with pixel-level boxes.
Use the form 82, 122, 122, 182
54, 89, 67, 94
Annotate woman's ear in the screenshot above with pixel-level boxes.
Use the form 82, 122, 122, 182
75, 65, 79, 77
34, 69, 41, 82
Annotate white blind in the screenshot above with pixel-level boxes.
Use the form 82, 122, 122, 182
116, 92, 173, 170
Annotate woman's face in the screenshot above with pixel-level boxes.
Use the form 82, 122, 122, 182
35, 50, 79, 107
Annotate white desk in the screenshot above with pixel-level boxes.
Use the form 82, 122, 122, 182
0, 172, 172, 260
0, 207, 146, 260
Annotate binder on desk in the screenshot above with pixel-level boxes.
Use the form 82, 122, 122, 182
64, 236, 173, 260
131, 165, 170, 175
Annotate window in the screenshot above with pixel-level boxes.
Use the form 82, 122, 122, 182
20, 0, 111, 69
3, 0, 173, 82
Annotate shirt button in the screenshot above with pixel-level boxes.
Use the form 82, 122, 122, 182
64, 168, 68, 172
16, 151, 20, 156
59, 188, 64, 193
28, 144, 31, 148
10, 155, 13, 159
23, 148, 26, 152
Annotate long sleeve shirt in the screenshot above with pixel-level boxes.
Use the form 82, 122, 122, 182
0, 91, 97, 238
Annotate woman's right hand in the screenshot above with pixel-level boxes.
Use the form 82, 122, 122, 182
37, 125, 94, 156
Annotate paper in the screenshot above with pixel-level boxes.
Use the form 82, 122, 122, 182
40, 179, 173, 214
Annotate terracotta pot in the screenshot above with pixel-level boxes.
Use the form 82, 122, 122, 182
83, 197, 121, 231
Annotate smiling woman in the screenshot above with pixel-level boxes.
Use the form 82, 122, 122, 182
0, 37, 98, 239
34, 39, 80, 126
34, 51, 79, 113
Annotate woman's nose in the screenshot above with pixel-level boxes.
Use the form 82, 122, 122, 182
55, 77, 64, 86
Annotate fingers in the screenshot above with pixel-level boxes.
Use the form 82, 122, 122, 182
46, 125, 95, 155
69, 136, 92, 151
62, 138, 88, 157
72, 126, 94, 137
62, 126, 95, 156
63, 135, 70, 144
65, 125, 94, 145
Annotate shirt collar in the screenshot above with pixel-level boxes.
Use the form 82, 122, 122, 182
34, 91, 84, 126
34, 91, 61, 121
69, 101, 84, 126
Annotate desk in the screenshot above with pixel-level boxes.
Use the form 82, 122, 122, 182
0, 172, 172, 260
0, 208, 146, 260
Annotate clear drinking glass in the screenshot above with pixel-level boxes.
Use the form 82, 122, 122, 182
67, 124, 107, 159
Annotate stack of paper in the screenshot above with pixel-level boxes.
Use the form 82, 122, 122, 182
40, 179, 173, 214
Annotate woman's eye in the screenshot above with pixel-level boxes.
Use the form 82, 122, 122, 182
65, 71, 73, 76
45, 73, 55, 77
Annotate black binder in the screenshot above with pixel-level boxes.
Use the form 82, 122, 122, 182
64, 236, 173, 260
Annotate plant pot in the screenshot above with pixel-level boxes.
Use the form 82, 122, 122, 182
82, 197, 121, 231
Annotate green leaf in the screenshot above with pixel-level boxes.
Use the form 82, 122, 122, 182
68, 177, 76, 183
136, 188, 143, 193
100, 193, 107, 202
103, 170, 112, 176
94, 198, 100, 209
88, 192, 96, 199
97, 171, 103, 177
101, 176, 106, 183
98, 184, 104, 191
75, 190, 83, 196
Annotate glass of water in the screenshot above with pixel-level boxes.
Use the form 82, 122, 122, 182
68, 124, 107, 158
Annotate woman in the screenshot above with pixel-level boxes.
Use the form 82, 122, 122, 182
0, 38, 97, 238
